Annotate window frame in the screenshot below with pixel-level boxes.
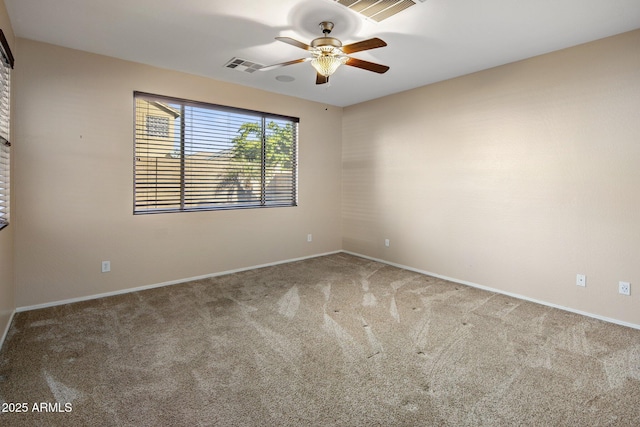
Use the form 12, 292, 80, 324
133, 92, 299, 215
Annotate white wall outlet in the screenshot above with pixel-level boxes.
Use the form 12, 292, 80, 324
576, 274, 586, 287
384, 238, 390, 247
307, 234, 312, 242
101, 261, 111, 273
618, 281, 631, 296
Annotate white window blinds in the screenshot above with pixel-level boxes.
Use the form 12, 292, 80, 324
134, 92, 298, 214
0, 30, 13, 231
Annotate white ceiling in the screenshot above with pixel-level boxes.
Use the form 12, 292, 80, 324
5, 0, 640, 107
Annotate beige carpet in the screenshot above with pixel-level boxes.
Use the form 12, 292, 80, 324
1, 253, 639, 426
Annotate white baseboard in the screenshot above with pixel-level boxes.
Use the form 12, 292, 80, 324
16, 250, 342, 313
0, 309, 16, 350
15, 249, 639, 331
343, 250, 640, 331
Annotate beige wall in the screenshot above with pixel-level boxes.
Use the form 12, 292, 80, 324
343, 30, 640, 325
13, 39, 343, 307
0, 0, 15, 342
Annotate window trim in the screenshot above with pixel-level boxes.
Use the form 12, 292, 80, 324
133, 91, 299, 215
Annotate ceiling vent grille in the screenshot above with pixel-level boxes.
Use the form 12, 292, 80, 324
224, 58, 263, 73
333, 0, 418, 22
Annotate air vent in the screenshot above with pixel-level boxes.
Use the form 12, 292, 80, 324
333, 0, 419, 22
224, 58, 263, 73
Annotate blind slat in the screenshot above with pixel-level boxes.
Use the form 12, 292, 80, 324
0, 36, 10, 228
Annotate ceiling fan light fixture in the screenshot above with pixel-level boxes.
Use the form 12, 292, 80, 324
311, 54, 347, 77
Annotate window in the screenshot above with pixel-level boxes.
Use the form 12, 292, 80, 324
146, 115, 170, 138
134, 92, 298, 214
0, 30, 13, 231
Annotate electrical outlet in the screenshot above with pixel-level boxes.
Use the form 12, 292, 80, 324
384, 239, 390, 247
576, 274, 586, 287
618, 281, 630, 296
101, 261, 111, 273
307, 234, 312, 242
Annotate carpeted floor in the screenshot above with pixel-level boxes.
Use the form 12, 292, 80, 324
1, 253, 639, 426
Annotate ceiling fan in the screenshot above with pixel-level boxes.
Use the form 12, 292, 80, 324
261, 21, 390, 85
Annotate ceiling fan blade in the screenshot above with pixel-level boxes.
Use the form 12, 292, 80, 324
316, 73, 329, 85
341, 38, 387, 54
276, 37, 312, 51
345, 57, 390, 74
260, 58, 309, 71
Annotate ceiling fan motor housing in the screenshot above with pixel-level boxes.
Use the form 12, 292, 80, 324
311, 22, 342, 50
311, 37, 342, 49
